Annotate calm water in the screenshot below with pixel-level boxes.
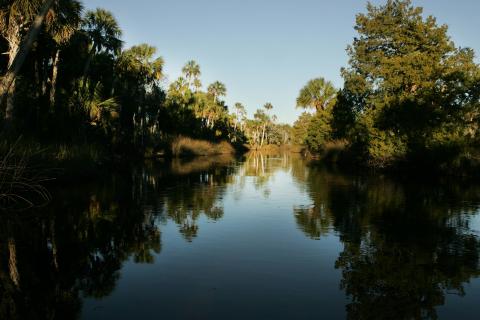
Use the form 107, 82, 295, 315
2, 153, 480, 319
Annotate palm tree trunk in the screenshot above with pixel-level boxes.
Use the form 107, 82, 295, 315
260, 124, 266, 146
49, 49, 61, 108
0, 0, 56, 120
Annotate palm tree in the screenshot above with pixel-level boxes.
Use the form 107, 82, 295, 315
81, 8, 122, 83
296, 77, 337, 111
193, 78, 202, 92
262, 103, 274, 145
115, 44, 164, 145
234, 102, 246, 130
47, 0, 83, 107
182, 60, 200, 90
0, 0, 56, 120
207, 81, 226, 103
254, 109, 269, 146
264, 102, 273, 112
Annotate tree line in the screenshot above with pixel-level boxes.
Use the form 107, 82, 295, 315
293, 0, 480, 172
0, 0, 293, 159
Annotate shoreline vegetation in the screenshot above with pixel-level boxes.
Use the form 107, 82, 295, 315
2, 0, 480, 208
292, 1, 480, 176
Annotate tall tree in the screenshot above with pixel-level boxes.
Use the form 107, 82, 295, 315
46, 0, 83, 107
341, 0, 480, 166
115, 43, 164, 146
81, 8, 122, 83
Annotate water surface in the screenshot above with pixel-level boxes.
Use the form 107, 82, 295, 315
2, 153, 480, 319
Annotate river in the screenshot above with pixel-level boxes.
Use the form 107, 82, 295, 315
2, 152, 480, 319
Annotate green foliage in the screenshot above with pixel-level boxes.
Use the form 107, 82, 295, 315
297, 77, 337, 111
82, 8, 122, 55
295, 0, 480, 171
339, 0, 480, 167
305, 109, 333, 153
292, 112, 313, 145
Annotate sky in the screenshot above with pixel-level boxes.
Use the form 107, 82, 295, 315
82, 0, 480, 124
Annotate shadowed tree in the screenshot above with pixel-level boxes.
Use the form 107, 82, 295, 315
46, 0, 83, 107
115, 43, 164, 146
81, 8, 122, 83
0, 0, 56, 120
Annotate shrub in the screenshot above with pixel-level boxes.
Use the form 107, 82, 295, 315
305, 109, 333, 153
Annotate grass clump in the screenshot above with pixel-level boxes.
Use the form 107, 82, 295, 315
171, 136, 235, 157
0, 140, 51, 210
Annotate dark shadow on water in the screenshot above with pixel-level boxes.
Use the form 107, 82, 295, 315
293, 165, 480, 319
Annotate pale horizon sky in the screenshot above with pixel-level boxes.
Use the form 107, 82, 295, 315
82, 0, 480, 124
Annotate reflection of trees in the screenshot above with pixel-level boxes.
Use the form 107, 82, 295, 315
0, 155, 237, 319
239, 152, 302, 197
143, 155, 236, 242
293, 166, 480, 319
0, 170, 163, 319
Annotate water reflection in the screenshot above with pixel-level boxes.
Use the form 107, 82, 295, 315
293, 166, 480, 319
0, 153, 479, 319
0, 155, 237, 319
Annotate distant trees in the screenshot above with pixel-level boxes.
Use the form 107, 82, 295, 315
240, 102, 292, 147
182, 60, 201, 91
233, 102, 246, 131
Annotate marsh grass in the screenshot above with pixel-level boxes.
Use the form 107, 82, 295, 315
171, 136, 235, 157
0, 139, 51, 211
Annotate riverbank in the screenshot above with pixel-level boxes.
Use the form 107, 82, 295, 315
0, 135, 244, 184
305, 139, 480, 179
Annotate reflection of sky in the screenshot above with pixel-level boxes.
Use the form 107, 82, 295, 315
83, 158, 346, 319
469, 211, 480, 235
82, 156, 480, 319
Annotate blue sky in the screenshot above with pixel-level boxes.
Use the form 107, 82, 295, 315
82, 0, 480, 124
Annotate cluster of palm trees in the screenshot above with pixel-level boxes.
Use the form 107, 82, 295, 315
167, 59, 293, 146
0, 0, 295, 153
1, 1, 134, 141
